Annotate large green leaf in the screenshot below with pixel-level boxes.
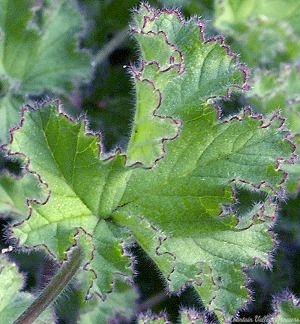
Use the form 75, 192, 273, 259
0, 0, 90, 143
0, 254, 55, 323
6, 4, 294, 322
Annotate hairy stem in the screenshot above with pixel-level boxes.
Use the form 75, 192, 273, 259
14, 246, 82, 324
93, 28, 128, 66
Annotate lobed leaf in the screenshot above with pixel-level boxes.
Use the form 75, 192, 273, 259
79, 279, 137, 323
114, 105, 292, 319
5, 4, 295, 322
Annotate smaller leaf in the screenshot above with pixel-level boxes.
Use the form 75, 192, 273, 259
180, 309, 205, 324
0, 0, 91, 144
0, 94, 23, 143
79, 279, 137, 324
270, 292, 300, 324
214, 0, 300, 67
137, 311, 169, 324
0, 254, 55, 323
0, 0, 91, 93
0, 171, 46, 219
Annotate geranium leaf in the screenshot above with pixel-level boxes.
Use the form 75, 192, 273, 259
0, 94, 23, 143
0, 0, 90, 93
78, 279, 137, 323
6, 4, 295, 322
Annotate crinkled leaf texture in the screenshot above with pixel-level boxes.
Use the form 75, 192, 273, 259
0, 254, 55, 323
0, 0, 90, 143
6, 4, 294, 322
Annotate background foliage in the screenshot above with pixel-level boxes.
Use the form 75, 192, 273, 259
0, 0, 300, 323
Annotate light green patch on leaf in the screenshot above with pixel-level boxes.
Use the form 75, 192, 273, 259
127, 3, 246, 166
0, 254, 55, 323
270, 293, 300, 324
214, 0, 300, 67
79, 279, 137, 324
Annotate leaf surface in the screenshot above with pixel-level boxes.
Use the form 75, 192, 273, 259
79, 279, 137, 323
0, 0, 89, 92
0, 94, 24, 143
